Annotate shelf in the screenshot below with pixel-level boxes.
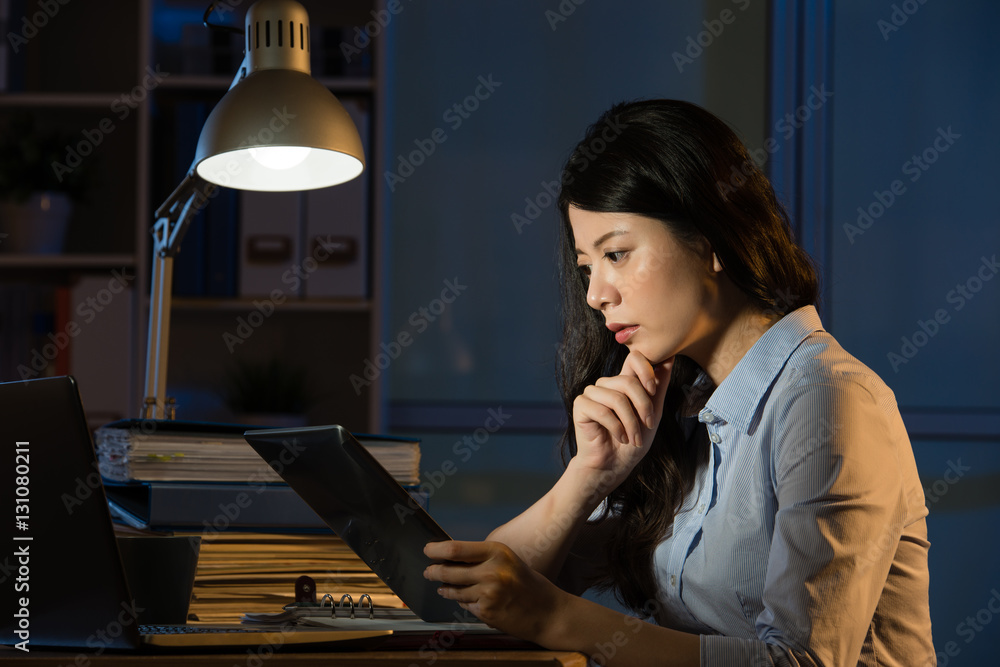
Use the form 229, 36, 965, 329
0, 253, 137, 282
0, 92, 125, 108
317, 76, 375, 92
171, 297, 372, 312
157, 75, 374, 93
0, 254, 135, 270
0, 0, 383, 430
0, 253, 136, 269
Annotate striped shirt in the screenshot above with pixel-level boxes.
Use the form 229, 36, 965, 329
564, 306, 935, 666
666, 305, 933, 665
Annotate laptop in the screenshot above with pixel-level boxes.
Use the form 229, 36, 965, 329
0, 376, 389, 650
243, 426, 472, 624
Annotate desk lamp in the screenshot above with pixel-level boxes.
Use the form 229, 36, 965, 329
142, 0, 365, 419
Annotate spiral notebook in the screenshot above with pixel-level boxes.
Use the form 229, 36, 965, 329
242, 588, 490, 634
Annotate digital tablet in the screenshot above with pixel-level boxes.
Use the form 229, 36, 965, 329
244, 425, 470, 623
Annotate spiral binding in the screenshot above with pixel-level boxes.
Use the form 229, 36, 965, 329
333, 593, 375, 620
286, 575, 417, 621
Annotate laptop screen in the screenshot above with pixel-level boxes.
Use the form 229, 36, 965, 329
1, 376, 141, 650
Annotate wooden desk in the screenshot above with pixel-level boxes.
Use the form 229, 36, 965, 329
0, 649, 589, 666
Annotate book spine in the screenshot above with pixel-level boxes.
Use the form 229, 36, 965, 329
171, 100, 209, 296
205, 188, 239, 297
106, 483, 428, 531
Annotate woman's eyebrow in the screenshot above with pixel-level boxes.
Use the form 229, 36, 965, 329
576, 229, 629, 254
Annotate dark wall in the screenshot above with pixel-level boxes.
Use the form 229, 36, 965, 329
381, 1, 999, 662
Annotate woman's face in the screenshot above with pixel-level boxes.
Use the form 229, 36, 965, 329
569, 206, 722, 365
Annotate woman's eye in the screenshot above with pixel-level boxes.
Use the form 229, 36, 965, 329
577, 264, 592, 278
605, 251, 626, 263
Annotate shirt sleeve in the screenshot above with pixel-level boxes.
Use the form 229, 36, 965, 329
700, 372, 915, 666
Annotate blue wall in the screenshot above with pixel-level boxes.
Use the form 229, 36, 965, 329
381, 0, 710, 535
383, 1, 704, 405
381, 0, 1000, 661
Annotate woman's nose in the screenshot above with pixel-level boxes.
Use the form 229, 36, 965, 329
586, 270, 619, 310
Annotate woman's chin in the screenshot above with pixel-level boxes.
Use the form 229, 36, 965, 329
630, 344, 673, 366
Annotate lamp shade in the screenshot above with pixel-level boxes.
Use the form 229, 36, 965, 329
192, 0, 365, 192
194, 70, 365, 191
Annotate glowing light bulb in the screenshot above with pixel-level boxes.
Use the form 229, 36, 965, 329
249, 146, 311, 170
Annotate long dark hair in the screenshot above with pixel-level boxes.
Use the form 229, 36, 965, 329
555, 99, 818, 613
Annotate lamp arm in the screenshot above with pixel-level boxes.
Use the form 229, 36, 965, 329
142, 170, 218, 419
153, 170, 216, 255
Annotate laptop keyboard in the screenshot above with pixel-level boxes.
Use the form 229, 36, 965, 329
141, 625, 265, 635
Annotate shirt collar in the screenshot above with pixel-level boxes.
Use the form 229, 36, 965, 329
699, 305, 824, 434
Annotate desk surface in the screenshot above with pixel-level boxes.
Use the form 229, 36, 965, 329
1, 649, 589, 666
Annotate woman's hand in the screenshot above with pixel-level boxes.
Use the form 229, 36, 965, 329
571, 351, 673, 490
423, 540, 567, 645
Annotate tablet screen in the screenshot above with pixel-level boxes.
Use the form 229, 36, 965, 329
244, 425, 470, 623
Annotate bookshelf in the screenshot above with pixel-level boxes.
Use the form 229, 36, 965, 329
0, 254, 136, 271
0, 0, 386, 432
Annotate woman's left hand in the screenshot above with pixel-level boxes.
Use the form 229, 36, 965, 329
423, 540, 567, 645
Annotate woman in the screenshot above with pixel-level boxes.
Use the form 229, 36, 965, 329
423, 99, 934, 666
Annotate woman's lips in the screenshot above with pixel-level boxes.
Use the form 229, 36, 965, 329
615, 325, 639, 344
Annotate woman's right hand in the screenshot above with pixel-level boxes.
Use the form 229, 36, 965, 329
570, 351, 674, 491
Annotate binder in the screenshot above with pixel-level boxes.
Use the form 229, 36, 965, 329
104, 479, 429, 531
203, 187, 239, 297
171, 100, 209, 296
302, 97, 370, 299
105, 480, 325, 530
168, 99, 239, 297
238, 190, 302, 297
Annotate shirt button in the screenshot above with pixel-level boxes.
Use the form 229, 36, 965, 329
698, 503, 706, 514
701, 410, 715, 423
670, 575, 677, 587
709, 432, 721, 444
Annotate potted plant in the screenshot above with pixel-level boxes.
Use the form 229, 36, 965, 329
225, 356, 310, 427
0, 113, 93, 253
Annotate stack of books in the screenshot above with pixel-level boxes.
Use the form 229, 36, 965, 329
97, 420, 423, 623
95, 420, 421, 531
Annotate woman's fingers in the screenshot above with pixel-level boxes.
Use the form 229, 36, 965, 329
422, 540, 555, 638
586, 383, 647, 444
423, 541, 487, 589
593, 375, 657, 429
424, 540, 490, 562
571, 352, 676, 476
574, 389, 639, 446
423, 541, 516, 605
622, 353, 674, 411
423, 561, 482, 588
619, 350, 660, 395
